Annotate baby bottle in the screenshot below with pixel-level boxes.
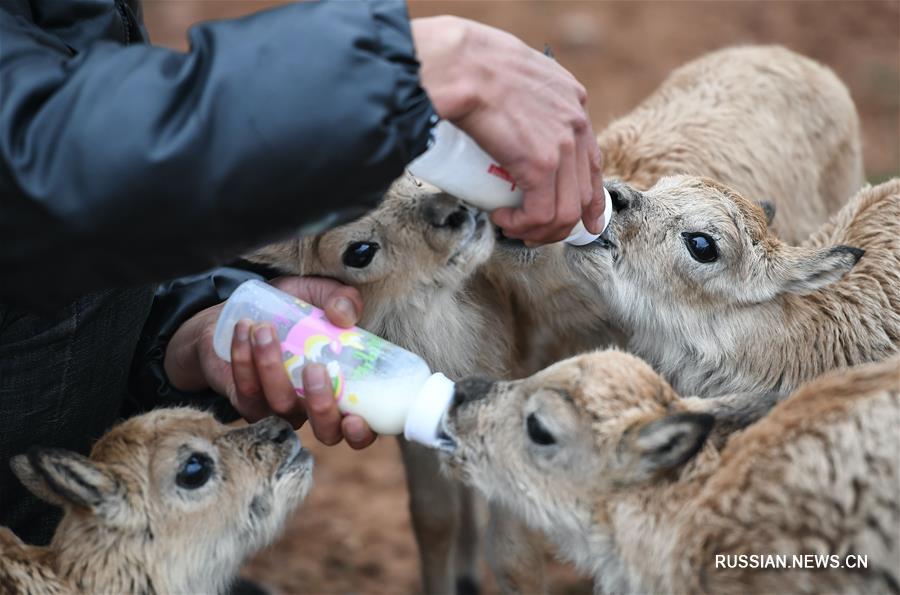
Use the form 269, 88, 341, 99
213, 280, 455, 449
408, 120, 613, 245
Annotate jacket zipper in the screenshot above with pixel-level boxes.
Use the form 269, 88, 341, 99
114, 0, 139, 45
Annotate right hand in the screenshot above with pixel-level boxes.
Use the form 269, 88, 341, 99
412, 16, 606, 245
164, 276, 376, 450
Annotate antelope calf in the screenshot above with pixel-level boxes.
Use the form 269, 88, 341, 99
487, 45, 865, 372
0, 409, 312, 594
250, 176, 536, 593
250, 45, 870, 591
443, 350, 900, 594
569, 176, 900, 396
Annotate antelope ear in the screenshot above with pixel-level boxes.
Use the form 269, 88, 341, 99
11, 449, 118, 512
682, 392, 782, 447
776, 245, 863, 295
755, 201, 776, 226
619, 412, 713, 481
244, 238, 302, 274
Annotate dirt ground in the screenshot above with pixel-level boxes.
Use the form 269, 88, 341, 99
141, 2, 899, 593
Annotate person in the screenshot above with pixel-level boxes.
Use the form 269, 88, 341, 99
0, 0, 606, 545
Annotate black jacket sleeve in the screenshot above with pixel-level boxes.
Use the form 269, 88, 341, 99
0, 1, 435, 309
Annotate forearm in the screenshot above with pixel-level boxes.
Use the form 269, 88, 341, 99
163, 305, 215, 393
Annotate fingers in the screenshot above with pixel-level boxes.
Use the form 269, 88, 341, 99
342, 415, 377, 450
300, 363, 376, 448
230, 320, 376, 447
229, 319, 269, 423
248, 323, 308, 428
222, 278, 377, 448
271, 276, 363, 328
546, 136, 582, 242
489, 151, 557, 240
303, 363, 344, 446
492, 137, 582, 245
581, 122, 607, 235
575, 123, 594, 220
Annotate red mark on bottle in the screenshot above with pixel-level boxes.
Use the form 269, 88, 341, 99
487, 164, 516, 191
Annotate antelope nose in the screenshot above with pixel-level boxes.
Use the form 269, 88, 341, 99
453, 377, 495, 407
423, 195, 471, 229
254, 416, 296, 444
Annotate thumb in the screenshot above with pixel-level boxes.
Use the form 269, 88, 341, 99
269, 276, 364, 327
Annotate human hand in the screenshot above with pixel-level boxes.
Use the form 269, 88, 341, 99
412, 16, 605, 245
164, 276, 376, 449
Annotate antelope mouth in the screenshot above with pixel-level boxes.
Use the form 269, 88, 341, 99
495, 225, 527, 249
581, 224, 619, 260
447, 210, 491, 263
277, 438, 312, 478
436, 414, 459, 453
593, 225, 616, 249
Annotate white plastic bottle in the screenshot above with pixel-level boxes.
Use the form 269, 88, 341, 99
408, 120, 612, 245
213, 280, 454, 449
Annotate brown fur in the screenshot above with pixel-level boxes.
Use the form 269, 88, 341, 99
0, 410, 312, 595
444, 351, 900, 594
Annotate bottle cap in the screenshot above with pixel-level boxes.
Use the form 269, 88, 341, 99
563, 187, 613, 246
405, 373, 456, 449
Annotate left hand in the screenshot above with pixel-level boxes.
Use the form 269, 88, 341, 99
163, 276, 377, 449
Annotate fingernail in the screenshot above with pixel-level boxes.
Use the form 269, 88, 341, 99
345, 417, 366, 443
332, 297, 356, 321
235, 320, 250, 342
304, 364, 327, 391
253, 325, 273, 346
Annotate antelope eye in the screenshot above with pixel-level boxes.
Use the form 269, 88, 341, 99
526, 413, 557, 446
176, 453, 214, 490
682, 232, 718, 263
342, 242, 380, 268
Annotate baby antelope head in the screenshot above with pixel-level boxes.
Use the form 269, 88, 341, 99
250, 174, 494, 312
565, 176, 867, 380
442, 351, 713, 540
575, 176, 863, 315
568, 176, 863, 353
11, 409, 312, 594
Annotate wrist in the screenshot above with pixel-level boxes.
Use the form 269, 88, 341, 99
412, 16, 482, 121
164, 310, 213, 392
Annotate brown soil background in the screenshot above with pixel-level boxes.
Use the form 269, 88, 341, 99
143, 2, 899, 594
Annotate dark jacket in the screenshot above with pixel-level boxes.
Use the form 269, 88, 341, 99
1, 1, 440, 542
0, 0, 435, 309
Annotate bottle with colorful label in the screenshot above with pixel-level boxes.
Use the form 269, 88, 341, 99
213, 280, 454, 448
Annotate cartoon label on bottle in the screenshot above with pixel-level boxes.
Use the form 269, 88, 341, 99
279, 303, 386, 404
